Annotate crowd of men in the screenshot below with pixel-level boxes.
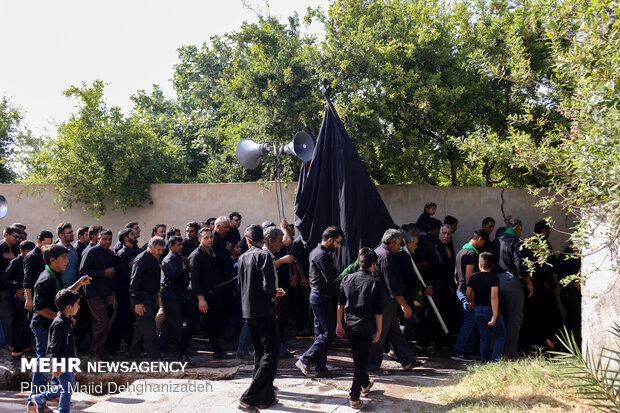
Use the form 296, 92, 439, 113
0, 206, 582, 410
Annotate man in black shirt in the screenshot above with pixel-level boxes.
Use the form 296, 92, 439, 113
0, 226, 21, 346
160, 236, 187, 355
80, 228, 117, 360
73, 226, 90, 263
113, 222, 141, 253
336, 247, 387, 409
129, 236, 165, 360
82, 225, 103, 258
369, 229, 420, 372
28, 244, 91, 410
451, 229, 487, 362
4, 239, 34, 357
237, 224, 283, 411
227, 212, 242, 245
181, 221, 200, 259
106, 228, 138, 354
297, 226, 343, 378
492, 218, 534, 358
291, 235, 311, 338
213, 216, 235, 335
24, 231, 54, 314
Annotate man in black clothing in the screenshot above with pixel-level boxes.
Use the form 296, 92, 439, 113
451, 229, 487, 361
79, 229, 117, 360
291, 235, 311, 338
181, 222, 200, 259
213, 216, 235, 334
415, 202, 437, 235
558, 241, 581, 348
0, 226, 21, 346
492, 218, 534, 358
106, 228, 138, 354
180, 228, 232, 361
369, 229, 420, 371
113, 222, 142, 253
336, 247, 387, 409
23, 231, 54, 314
27, 244, 91, 410
4, 239, 34, 357
238, 224, 283, 411
129, 237, 165, 360
227, 212, 242, 245
480, 218, 496, 253
82, 225, 102, 258
74, 226, 90, 263
160, 236, 187, 354
297, 226, 343, 378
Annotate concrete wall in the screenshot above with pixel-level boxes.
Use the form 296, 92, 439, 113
582, 217, 620, 361
0, 183, 571, 250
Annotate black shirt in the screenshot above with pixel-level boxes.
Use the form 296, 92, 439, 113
212, 231, 233, 278
394, 249, 425, 292
374, 244, 404, 298
79, 245, 117, 298
467, 271, 499, 307
308, 244, 339, 298
416, 211, 432, 232
274, 246, 293, 289
116, 245, 140, 295
31, 268, 62, 329
0, 241, 19, 290
338, 270, 388, 337
493, 231, 527, 278
162, 251, 188, 295
4, 255, 25, 294
227, 227, 241, 245
557, 245, 581, 288
455, 246, 479, 293
238, 245, 277, 318
421, 234, 454, 282
181, 238, 199, 258
46, 312, 77, 359
291, 236, 310, 280
74, 240, 88, 264
130, 250, 161, 304
23, 247, 45, 292
188, 245, 222, 298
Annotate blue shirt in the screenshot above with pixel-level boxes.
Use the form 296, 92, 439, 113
58, 240, 79, 287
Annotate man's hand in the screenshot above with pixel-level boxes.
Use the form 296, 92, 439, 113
372, 329, 382, 343
488, 316, 497, 327
226, 242, 233, 252
524, 278, 535, 298
290, 274, 298, 287
3, 252, 15, 260
423, 286, 433, 297
276, 288, 286, 297
104, 268, 115, 279
106, 294, 115, 305
402, 304, 413, 319
16, 289, 25, 302
280, 218, 289, 231
301, 276, 309, 287
25, 299, 33, 312
336, 324, 345, 338
134, 303, 146, 316
198, 296, 209, 314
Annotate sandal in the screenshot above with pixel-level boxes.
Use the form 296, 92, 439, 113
362, 380, 374, 396
238, 403, 260, 413
350, 399, 363, 410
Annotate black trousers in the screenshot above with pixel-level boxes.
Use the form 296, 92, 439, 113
130, 295, 161, 359
160, 288, 186, 350
106, 292, 134, 353
11, 294, 32, 352
347, 330, 372, 402
240, 316, 280, 407
180, 294, 222, 355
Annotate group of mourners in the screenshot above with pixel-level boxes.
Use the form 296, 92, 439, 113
0, 203, 581, 412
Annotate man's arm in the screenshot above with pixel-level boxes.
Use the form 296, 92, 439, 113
315, 252, 339, 283
466, 286, 474, 306
280, 219, 292, 247
489, 286, 499, 326
336, 304, 345, 338
79, 249, 107, 279
260, 253, 277, 300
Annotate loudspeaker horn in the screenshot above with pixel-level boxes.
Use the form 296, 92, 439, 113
0, 195, 7, 218
236, 139, 272, 169
280, 131, 315, 162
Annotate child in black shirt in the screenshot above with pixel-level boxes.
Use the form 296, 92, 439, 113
35, 289, 81, 413
336, 247, 387, 409
466, 252, 507, 362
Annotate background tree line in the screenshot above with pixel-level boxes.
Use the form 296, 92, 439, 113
0, 0, 617, 242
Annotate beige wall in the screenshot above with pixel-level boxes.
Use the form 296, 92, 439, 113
0, 183, 571, 249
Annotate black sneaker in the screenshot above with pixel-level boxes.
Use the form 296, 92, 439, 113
450, 353, 474, 362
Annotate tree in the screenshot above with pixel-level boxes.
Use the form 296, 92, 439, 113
0, 96, 27, 182
25, 81, 187, 217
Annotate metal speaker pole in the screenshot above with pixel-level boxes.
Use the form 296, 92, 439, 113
0, 195, 7, 218
236, 139, 271, 169
280, 131, 315, 162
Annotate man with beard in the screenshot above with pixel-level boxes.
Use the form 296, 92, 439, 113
296, 226, 343, 378
56, 223, 79, 287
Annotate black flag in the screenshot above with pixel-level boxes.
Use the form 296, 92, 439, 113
294, 95, 396, 274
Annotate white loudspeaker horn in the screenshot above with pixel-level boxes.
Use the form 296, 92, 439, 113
236, 139, 271, 169
280, 131, 315, 162
0, 195, 7, 218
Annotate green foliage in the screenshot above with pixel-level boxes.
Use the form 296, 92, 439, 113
25, 81, 187, 217
0, 96, 26, 182
552, 326, 620, 412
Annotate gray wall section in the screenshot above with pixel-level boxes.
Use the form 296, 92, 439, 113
0, 183, 572, 250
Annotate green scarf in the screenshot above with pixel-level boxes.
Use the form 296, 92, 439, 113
462, 243, 479, 255
45, 265, 62, 295
504, 227, 518, 237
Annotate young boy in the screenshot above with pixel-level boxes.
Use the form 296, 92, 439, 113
466, 252, 507, 362
336, 247, 387, 409
35, 288, 81, 413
